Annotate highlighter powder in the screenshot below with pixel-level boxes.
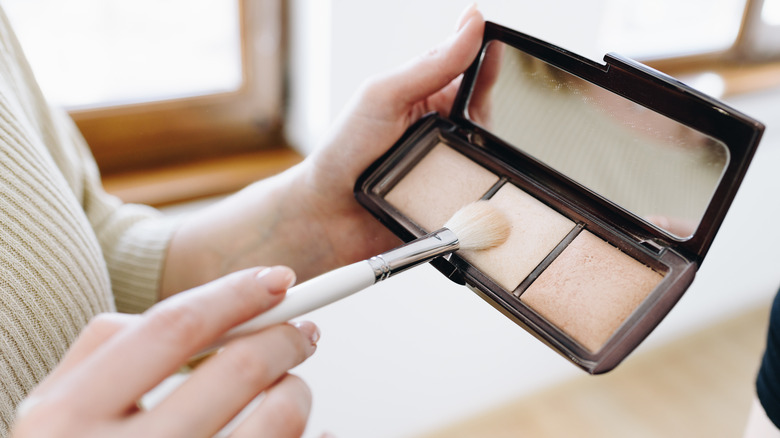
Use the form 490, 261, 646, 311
521, 230, 664, 352
385, 142, 499, 231
461, 184, 575, 291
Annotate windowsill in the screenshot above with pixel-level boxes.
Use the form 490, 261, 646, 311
711, 60, 780, 96
647, 57, 780, 97
101, 147, 303, 207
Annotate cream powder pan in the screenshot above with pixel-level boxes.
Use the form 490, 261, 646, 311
385, 142, 499, 231
460, 183, 574, 291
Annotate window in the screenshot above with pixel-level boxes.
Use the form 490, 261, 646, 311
734, 0, 780, 60
596, 0, 780, 98
598, 0, 780, 64
2, 0, 288, 176
3, 0, 243, 107
599, 0, 748, 61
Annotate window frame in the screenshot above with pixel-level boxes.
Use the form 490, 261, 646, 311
645, 0, 780, 95
82, 0, 780, 206
69, 0, 289, 176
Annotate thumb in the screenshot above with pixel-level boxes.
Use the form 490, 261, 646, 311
377, 7, 485, 112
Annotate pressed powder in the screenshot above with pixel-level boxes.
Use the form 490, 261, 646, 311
520, 230, 664, 352
461, 183, 575, 291
381, 139, 663, 355
385, 142, 499, 231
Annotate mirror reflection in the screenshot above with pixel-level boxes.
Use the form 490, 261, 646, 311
466, 41, 729, 239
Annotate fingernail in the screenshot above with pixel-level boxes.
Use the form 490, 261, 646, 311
293, 321, 321, 346
456, 2, 478, 31
256, 266, 296, 295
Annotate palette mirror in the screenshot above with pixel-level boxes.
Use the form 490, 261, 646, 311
465, 40, 730, 239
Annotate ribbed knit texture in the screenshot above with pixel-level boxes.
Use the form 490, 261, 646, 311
0, 7, 176, 435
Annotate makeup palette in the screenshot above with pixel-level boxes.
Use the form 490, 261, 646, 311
355, 22, 764, 373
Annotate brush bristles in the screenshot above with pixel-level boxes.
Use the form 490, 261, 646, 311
444, 201, 511, 251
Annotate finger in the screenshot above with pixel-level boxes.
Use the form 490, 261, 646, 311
144, 322, 319, 437
15, 314, 138, 425
30, 313, 138, 395
456, 3, 479, 31
228, 374, 312, 438
57, 266, 295, 417
418, 78, 463, 119
369, 7, 484, 115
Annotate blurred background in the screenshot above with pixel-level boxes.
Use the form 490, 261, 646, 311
2, 0, 780, 436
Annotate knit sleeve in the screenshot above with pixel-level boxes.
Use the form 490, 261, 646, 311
0, 6, 174, 312
61, 113, 178, 313
0, 3, 177, 313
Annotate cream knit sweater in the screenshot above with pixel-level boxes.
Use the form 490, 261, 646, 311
0, 8, 175, 435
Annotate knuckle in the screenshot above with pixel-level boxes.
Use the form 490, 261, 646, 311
359, 75, 383, 95
358, 75, 391, 103
284, 374, 312, 404
85, 312, 134, 335
80, 314, 113, 339
218, 325, 313, 389
144, 301, 204, 345
86, 312, 115, 329
223, 342, 273, 388
269, 375, 313, 425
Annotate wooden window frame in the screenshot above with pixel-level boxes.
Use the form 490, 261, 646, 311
646, 0, 780, 95
93, 0, 779, 205
73, 0, 301, 206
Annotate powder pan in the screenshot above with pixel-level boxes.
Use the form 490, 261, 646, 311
355, 22, 764, 374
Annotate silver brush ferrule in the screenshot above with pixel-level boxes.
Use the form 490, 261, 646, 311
366, 228, 459, 282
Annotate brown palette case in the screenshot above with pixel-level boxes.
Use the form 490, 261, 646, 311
354, 22, 764, 373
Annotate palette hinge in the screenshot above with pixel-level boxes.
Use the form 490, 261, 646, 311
450, 125, 472, 143
451, 126, 489, 148
639, 238, 665, 255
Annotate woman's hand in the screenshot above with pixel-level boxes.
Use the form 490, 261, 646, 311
161, 6, 485, 296
13, 267, 319, 438
298, 5, 486, 265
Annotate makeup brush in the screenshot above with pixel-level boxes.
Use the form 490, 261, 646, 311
196, 200, 510, 358
136, 201, 511, 409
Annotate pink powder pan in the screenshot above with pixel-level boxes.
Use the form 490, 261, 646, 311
354, 22, 763, 373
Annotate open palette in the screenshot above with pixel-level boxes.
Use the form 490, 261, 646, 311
355, 22, 764, 373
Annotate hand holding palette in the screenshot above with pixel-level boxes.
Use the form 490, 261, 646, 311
355, 22, 764, 373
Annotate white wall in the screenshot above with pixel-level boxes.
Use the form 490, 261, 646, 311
278, 2, 780, 438
286, 0, 611, 154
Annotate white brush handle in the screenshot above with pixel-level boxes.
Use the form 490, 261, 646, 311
141, 231, 460, 410
193, 229, 458, 359
198, 260, 376, 356
139, 261, 378, 411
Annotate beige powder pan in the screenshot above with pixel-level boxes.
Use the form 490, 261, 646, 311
521, 230, 664, 353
